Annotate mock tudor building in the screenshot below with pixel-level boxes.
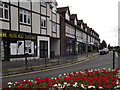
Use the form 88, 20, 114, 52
0, 0, 60, 61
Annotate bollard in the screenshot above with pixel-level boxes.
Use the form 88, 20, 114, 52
113, 49, 115, 69
118, 54, 120, 69
25, 54, 28, 69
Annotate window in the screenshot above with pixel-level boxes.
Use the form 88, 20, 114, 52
81, 24, 83, 29
41, 16, 46, 28
52, 22, 56, 32
20, 9, 31, 25
0, 2, 9, 20
41, 2, 46, 6
65, 10, 70, 20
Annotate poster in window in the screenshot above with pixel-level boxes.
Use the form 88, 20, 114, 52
10, 43, 17, 55
17, 41, 24, 55
25, 40, 34, 55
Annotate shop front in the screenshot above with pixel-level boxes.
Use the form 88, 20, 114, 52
65, 37, 75, 55
0, 30, 37, 61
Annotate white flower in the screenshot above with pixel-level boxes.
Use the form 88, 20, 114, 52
67, 83, 70, 86
8, 85, 11, 88
88, 86, 92, 89
99, 86, 103, 89
64, 73, 66, 76
75, 82, 77, 85
54, 78, 57, 80
117, 80, 119, 84
64, 82, 67, 85
58, 83, 62, 86
31, 80, 33, 82
8, 82, 12, 85
51, 77, 54, 79
92, 86, 95, 88
81, 84, 84, 88
116, 85, 120, 88
53, 84, 57, 87
73, 84, 78, 87
59, 74, 62, 77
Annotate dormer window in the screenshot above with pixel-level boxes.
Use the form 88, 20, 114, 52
74, 18, 77, 25
65, 10, 69, 20
81, 24, 83, 29
85, 28, 87, 32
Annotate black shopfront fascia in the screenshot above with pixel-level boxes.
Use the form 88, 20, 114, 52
1, 30, 37, 61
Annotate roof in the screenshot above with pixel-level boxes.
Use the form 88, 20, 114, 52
70, 14, 78, 20
77, 20, 84, 24
57, 6, 70, 14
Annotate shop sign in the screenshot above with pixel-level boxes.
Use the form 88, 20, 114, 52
0, 32, 36, 40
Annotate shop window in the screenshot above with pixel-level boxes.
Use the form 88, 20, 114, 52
0, 2, 9, 20
25, 40, 34, 55
41, 16, 46, 28
20, 9, 31, 25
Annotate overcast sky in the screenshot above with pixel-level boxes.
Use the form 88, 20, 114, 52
56, 0, 119, 46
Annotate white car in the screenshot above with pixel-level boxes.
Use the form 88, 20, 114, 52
99, 48, 109, 55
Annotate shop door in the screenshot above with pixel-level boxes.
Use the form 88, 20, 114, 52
40, 41, 48, 58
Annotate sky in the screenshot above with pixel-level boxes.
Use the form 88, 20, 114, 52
56, 0, 119, 46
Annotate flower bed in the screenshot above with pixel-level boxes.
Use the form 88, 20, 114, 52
3, 68, 120, 90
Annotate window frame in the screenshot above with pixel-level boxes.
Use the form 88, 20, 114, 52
52, 22, 57, 33
41, 16, 46, 29
0, 2, 9, 20
19, 9, 31, 25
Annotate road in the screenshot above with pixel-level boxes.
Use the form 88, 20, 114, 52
2, 51, 118, 87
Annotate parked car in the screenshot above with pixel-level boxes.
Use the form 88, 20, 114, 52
99, 48, 109, 55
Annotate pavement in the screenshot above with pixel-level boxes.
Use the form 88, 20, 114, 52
2, 52, 99, 76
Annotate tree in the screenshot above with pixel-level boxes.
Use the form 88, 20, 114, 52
108, 44, 111, 50
100, 40, 107, 49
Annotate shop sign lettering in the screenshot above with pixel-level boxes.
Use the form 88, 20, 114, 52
0, 32, 36, 40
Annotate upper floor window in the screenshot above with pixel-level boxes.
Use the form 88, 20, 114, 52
0, 2, 9, 20
20, 9, 31, 25
65, 10, 70, 20
52, 22, 56, 32
41, 2, 46, 7
41, 16, 46, 28
81, 24, 83, 29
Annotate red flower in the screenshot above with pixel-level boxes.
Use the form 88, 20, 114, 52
37, 86, 43, 89
17, 86, 24, 90
48, 84, 53, 87
88, 83, 94, 86
105, 85, 110, 88
15, 82, 20, 86
70, 81, 74, 84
